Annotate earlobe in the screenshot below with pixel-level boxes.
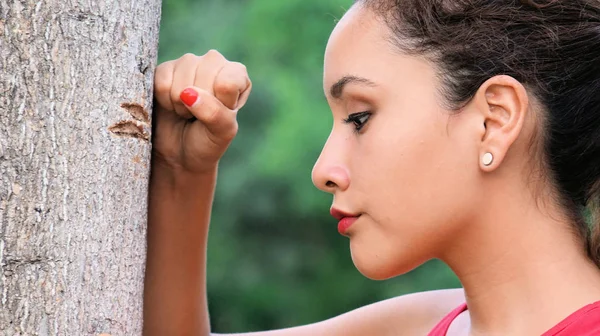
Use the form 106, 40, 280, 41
476, 75, 529, 171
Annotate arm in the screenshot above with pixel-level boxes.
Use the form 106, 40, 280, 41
143, 162, 216, 335
213, 288, 465, 336
143, 50, 247, 335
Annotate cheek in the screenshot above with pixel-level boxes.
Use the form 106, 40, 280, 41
356, 113, 458, 208
348, 110, 478, 272
369, 111, 475, 214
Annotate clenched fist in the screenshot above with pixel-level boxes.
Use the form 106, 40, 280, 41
152, 50, 252, 174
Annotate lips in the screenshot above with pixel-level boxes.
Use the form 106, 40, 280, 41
337, 216, 359, 235
330, 208, 360, 235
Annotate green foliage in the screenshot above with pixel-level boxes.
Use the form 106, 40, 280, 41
158, 0, 460, 332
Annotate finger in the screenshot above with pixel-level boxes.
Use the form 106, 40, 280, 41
193, 49, 227, 96
213, 62, 251, 110
180, 86, 237, 140
154, 60, 175, 111
236, 76, 252, 111
171, 53, 200, 119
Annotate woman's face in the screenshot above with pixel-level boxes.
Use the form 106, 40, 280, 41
312, 5, 486, 280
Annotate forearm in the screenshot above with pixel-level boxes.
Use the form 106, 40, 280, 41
143, 162, 217, 335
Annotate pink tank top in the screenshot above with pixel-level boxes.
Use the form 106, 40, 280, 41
428, 300, 600, 335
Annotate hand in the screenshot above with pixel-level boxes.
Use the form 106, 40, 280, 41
152, 50, 252, 174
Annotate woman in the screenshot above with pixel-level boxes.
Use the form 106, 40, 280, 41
143, 0, 600, 335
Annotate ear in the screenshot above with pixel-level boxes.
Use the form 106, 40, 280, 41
472, 75, 529, 172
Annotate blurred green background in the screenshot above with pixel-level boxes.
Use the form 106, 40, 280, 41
157, 0, 460, 332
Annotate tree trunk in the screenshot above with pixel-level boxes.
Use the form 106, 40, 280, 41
0, 0, 161, 334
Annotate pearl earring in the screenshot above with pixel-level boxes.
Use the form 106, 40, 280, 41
482, 152, 494, 166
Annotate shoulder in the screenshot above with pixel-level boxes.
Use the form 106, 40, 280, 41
218, 288, 465, 336
315, 288, 466, 336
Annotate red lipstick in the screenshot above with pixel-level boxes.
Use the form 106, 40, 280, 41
330, 208, 360, 235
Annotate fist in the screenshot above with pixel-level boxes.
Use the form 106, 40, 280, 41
152, 50, 252, 174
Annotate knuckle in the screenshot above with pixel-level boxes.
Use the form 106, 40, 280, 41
228, 62, 249, 80
203, 49, 226, 63
229, 121, 239, 138
169, 87, 180, 101
222, 122, 239, 142
180, 53, 198, 62
154, 62, 173, 92
231, 61, 248, 73
205, 49, 223, 58
182, 52, 197, 59
154, 77, 170, 93
155, 81, 171, 97
214, 78, 239, 95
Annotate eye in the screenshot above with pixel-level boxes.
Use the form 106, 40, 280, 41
343, 111, 371, 132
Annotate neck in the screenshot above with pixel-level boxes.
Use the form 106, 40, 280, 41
441, 183, 600, 335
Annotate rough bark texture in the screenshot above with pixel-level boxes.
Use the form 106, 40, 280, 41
0, 0, 161, 334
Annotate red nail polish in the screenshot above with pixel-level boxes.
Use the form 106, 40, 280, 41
180, 88, 199, 107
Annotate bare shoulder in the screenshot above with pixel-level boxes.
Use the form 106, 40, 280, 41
325, 288, 466, 336
215, 288, 465, 336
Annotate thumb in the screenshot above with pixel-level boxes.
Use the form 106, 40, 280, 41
180, 86, 237, 139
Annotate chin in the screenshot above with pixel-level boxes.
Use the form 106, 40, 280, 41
350, 240, 428, 281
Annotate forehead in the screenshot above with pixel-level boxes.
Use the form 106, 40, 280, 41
323, 5, 395, 92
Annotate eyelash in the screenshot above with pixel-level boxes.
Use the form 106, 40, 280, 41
343, 111, 371, 132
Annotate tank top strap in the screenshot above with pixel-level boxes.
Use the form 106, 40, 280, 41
427, 303, 468, 336
541, 300, 600, 335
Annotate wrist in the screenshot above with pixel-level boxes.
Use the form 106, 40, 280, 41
150, 159, 218, 192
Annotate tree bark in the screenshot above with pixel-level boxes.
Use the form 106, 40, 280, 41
0, 0, 161, 334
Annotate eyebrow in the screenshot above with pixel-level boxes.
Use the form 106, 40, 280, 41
329, 75, 377, 99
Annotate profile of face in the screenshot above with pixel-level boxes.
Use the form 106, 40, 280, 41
312, 4, 527, 280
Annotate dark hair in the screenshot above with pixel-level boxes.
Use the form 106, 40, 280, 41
356, 0, 600, 267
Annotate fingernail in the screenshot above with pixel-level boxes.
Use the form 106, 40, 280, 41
180, 88, 199, 107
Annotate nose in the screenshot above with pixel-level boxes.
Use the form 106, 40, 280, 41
311, 137, 350, 194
